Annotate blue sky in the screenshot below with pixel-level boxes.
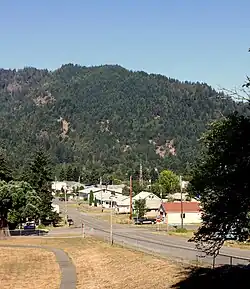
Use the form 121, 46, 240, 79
1, 0, 249, 89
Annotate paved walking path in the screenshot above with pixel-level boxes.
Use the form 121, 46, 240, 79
0, 244, 76, 289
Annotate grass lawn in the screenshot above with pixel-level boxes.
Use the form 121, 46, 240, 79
0, 247, 60, 289
0, 237, 186, 289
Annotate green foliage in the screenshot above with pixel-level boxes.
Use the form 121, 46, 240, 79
0, 65, 247, 178
66, 165, 73, 181
72, 167, 80, 182
94, 197, 97, 207
59, 167, 66, 181
175, 227, 188, 233
132, 180, 147, 195
25, 151, 55, 223
159, 170, 180, 197
89, 190, 94, 206
189, 113, 250, 255
0, 153, 12, 182
0, 181, 40, 228
150, 182, 161, 197
134, 199, 147, 218
122, 186, 130, 196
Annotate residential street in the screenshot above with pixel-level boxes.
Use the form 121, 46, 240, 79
50, 200, 250, 267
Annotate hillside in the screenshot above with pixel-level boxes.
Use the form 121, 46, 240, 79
0, 64, 247, 181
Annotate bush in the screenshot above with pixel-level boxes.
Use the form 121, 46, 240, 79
175, 227, 188, 233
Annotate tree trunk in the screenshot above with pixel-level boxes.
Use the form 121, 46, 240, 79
0, 217, 10, 238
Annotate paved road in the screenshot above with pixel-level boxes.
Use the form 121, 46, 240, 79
0, 244, 76, 289
52, 200, 250, 267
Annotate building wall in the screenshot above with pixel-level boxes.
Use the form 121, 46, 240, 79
165, 212, 201, 224
115, 206, 130, 214
145, 209, 158, 218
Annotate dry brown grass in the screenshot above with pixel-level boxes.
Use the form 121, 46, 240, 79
0, 247, 60, 289
225, 241, 250, 250
96, 212, 133, 224
73, 203, 111, 214
0, 237, 187, 289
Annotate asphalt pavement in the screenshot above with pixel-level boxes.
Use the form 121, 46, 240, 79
51, 200, 250, 267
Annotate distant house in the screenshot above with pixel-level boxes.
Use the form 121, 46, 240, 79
133, 191, 161, 217
115, 197, 130, 214
51, 181, 67, 192
51, 181, 84, 194
158, 202, 201, 225
168, 192, 198, 202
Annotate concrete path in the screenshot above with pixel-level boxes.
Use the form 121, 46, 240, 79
0, 244, 76, 289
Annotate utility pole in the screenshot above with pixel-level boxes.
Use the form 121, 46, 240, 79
129, 175, 133, 220
139, 162, 143, 187
154, 168, 162, 202
64, 186, 68, 225
110, 196, 113, 245
180, 175, 184, 229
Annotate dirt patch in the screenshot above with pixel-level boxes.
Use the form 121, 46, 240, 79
0, 247, 60, 289
0, 237, 187, 289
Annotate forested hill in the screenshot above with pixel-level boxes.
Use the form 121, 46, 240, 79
0, 64, 247, 180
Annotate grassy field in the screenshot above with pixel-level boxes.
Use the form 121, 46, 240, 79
0, 236, 186, 289
0, 247, 60, 289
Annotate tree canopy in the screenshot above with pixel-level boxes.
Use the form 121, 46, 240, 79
0, 181, 41, 231
189, 113, 250, 255
134, 199, 147, 218
158, 170, 180, 198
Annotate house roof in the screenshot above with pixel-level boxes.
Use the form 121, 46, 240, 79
133, 191, 160, 201
161, 202, 200, 213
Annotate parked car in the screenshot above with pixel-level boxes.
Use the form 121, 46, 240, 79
24, 222, 36, 230
68, 218, 74, 226
133, 217, 156, 225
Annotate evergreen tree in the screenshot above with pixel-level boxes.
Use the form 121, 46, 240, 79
59, 167, 66, 181
134, 199, 147, 218
72, 167, 80, 182
66, 165, 73, 181
0, 153, 12, 182
89, 190, 94, 206
27, 151, 54, 223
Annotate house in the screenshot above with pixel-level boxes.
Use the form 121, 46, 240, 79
115, 197, 130, 214
133, 191, 161, 217
95, 184, 125, 194
51, 181, 67, 192
51, 181, 84, 194
158, 202, 201, 225
168, 192, 198, 202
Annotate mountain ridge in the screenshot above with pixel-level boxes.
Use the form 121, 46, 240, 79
0, 64, 247, 180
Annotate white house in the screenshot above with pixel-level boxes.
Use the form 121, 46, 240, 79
51, 181, 67, 191
133, 191, 161, 217
158, 201, 201, 225
168, 192, 198, 202
115, 197, 130, 214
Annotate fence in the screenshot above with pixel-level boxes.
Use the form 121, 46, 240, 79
81, 223, 250, 268
2, 225, 250, 268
